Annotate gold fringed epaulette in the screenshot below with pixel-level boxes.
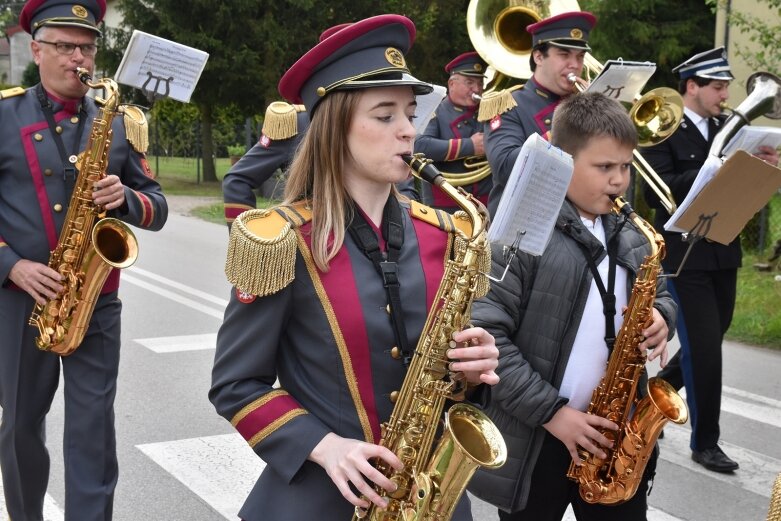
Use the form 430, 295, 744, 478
410, 200, 473, 237
262, 101, 303, 140
120, 105, 149, 154
225, 202, 312, 296
477, 85, 522, 122
0, 86, 25, 100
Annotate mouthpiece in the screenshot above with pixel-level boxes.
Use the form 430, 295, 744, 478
402, 153, 443, 186
567, 73, 577, 84
471, 93, 482, 102
76, 67, 91, 83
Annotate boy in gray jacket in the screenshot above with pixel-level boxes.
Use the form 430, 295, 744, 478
468, 91, 677, 521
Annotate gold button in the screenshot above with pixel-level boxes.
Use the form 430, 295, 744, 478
53, 203, 63, 212
44, 168, 53, 176
390, 346, 401, 359
55, 126, 63, 134
545, 118, 551, 125
316, 87, 326, 97
70, 116, 79, 124
389, 391, 399, 403
34, 133, 43, 141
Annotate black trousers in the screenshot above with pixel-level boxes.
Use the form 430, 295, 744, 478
498, 433, 656, 521
656, 268, 737, 450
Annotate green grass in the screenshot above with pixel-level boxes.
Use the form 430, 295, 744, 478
728, 253, 781, 349
191, 197, 276, 226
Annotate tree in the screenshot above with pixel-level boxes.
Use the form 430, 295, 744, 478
581, 0, 717, 89
707, 0, 781, 76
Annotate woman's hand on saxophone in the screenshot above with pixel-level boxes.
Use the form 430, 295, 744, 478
92, 174, 126, 210
449, 327, 500, 386
308, 432, 403, 509
639, 308, 669, 367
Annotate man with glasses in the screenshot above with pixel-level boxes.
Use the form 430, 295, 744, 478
411, 51, 488, 212
0, 1, 167, 520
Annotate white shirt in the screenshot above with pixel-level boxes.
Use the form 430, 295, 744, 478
684, 106, 710, 141
558, 216, 629, 412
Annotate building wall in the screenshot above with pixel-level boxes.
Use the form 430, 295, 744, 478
715, 0, 780, 127
9, 30, 32, 86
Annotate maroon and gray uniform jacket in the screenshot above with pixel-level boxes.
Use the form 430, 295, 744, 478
222, 106, 309, 227
0, 86, 167, 287
414, 96, 488, 210
484, 77, 564, 216
210, 200, 474, 521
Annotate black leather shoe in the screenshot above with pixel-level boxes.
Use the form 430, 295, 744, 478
691, 446, 739, 473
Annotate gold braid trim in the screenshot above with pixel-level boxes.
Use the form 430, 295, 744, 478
0, 86, 25, 100
120, 105, 149, 154
768, 472, 781, 521
225, 208, 298, 296
247, 409, 308, 448
262, 101, 301, 140
477, 85, 522, 122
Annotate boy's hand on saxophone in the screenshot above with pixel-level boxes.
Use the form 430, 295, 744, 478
640, 307, 669, 367
449, 327, 500, 385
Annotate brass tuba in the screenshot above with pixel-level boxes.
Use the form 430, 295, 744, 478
710, 71, 781, 159
566, 196, 688, 504
28, 68, 139, 356
352, 154, 507, 521
568, 56, 683, 214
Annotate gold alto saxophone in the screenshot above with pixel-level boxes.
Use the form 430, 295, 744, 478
566, 195, 688, 504
352, 154, 507, 521
29, 68, 138, 356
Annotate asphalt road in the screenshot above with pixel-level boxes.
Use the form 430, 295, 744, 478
2, 200, 780, 521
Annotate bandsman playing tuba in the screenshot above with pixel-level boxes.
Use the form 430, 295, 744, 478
0, 0, 167, 520
468, 92, 677, 520
209, 15, 500, 521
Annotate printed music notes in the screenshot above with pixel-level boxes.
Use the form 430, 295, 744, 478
488, 133, 573, 256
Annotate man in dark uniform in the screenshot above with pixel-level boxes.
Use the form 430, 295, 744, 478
0, 1, 167, 519
641, 47, 778, 473
482, 11, 596, 216
222, 101, 308, 227
413, 51, 488, 211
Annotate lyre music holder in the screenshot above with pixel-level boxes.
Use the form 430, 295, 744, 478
662, 212, 718, 279
488, 229, 526, 283
141, 70, 174, 106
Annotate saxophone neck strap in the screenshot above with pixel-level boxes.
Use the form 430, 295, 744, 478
35, 83, 86, 186
577, 227, 619, 353
347, 195, 412, 365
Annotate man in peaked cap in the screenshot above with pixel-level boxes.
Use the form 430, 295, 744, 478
482, 10, 596, 217
0, 1, 167, 519
641, 48, 778, 474
411, 51, 491, 211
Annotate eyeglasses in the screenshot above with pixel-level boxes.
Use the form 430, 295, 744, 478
37, 40, 98, 57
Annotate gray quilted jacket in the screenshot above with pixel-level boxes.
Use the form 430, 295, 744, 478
467, 200, 677, 512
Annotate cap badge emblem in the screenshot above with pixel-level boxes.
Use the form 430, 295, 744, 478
570, 28, 583, 39
72, 5, 88, 18
385, 48, 406, 69
474, 63, 483, 72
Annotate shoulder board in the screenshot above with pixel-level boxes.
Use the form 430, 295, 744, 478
262, 101, 303, 140
120, 105, 149, 154
410, 199, 473, 237
477, 85, 522, 122
224, 201, 312, 296
0, 87, 25, 100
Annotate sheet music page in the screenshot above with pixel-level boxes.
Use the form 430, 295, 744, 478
664, 154, 722, 232
414, 84, 447, 135
488, 133, 573, 255
721, 126, 781, 159
115, 30, 209, 103
585, 60, 656, 104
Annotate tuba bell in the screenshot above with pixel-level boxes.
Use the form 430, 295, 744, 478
710, 71, 781, 159
467, 0, 580, 92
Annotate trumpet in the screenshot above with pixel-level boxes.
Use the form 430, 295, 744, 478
568, 59, 683, 214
